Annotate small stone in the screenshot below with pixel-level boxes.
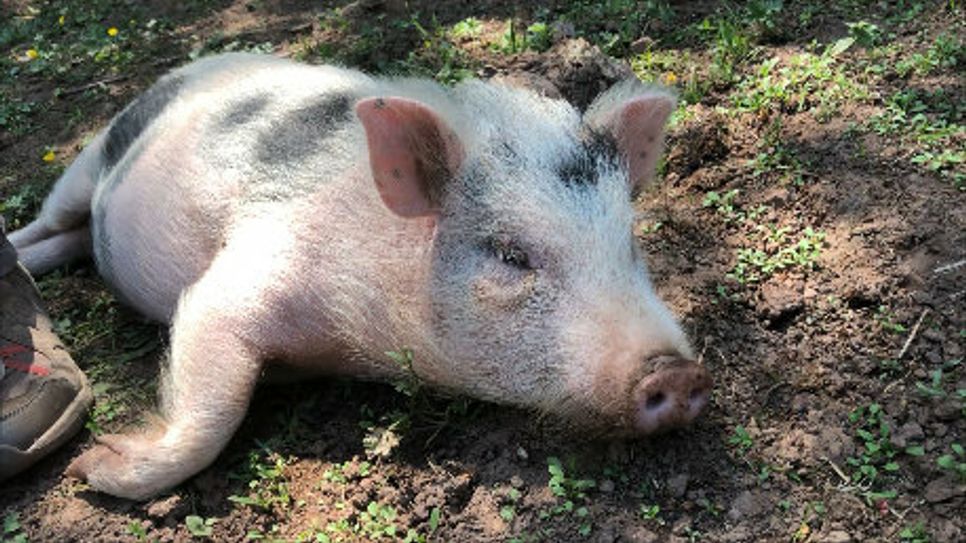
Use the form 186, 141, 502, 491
924, 476, 965, 504
630, 36, 656, 54
889, 422, 924, 449
727, 490, 761, 520
599, 479, 616, 493
791, 393, 813, 415
933, 400, 960, 422
515, 447, 529, 461
819, 530, 852, 543
666, 473, 689, 498
509, 475, 524, 489
145, 495, 186, 519
594, 525, 618, 543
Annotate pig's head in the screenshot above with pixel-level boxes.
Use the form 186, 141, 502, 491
355, 80, 711, 435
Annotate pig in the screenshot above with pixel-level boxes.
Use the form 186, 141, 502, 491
8, 52, 712, 500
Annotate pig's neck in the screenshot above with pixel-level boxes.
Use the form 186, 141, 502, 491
284, 172, 447, 382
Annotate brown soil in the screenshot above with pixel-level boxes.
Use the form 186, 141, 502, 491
1, 1, 963, 542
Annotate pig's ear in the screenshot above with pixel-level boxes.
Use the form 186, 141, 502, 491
355, 97, 464, 218
586, 86, 675, 193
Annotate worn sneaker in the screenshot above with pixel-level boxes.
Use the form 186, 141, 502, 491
0, 229, 93, 481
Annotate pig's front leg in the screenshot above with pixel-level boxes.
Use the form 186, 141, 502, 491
67, 225, 291, 500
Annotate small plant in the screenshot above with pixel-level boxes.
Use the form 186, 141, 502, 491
494, 20, 553, 54
729, 227, 825, 284
639, 504, 665, 525
915, 359, 962, 399
358, 501, 399, 539
3, 513, 27, 543
898, 522, 931, 543
874, 306, 908, 334
499, 488, 522, 522
185, 515, 216, 538
936, 443, 965, 480
733, 37, 861, 120
542, 456, 596, 535
847, 21, 882, 48
449, 17, 482, 39
844, 403, 921, 500
126, 521, 148, 541
728, 425, 754, 454
228, 441, 292, 511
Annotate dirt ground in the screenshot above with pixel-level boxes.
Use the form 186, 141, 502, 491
1, 1, 964, 542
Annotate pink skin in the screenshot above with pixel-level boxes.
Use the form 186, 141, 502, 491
10, 57, 711, 499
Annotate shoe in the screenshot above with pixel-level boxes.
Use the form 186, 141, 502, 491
0, 229, 93, 481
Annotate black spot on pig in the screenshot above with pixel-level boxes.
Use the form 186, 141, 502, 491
255, 94, 353, 165
556, 130, 619, 188
103, 74, 185, 169
216, 94, 271, 130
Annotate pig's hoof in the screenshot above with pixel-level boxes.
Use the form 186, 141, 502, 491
66, 434, 167, 500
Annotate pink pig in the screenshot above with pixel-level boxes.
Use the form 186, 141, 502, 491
9, 53, 711, 500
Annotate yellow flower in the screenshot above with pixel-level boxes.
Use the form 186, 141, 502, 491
664, 72, 678, 85
107, 27, 118, 37
26, 49, 38, 60
58, 15, 65, 25
42, 150, 56, 163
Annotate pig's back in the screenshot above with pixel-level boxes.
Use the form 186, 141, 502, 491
91, 54, 379, 321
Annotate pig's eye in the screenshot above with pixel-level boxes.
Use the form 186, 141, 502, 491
489, 239, 531, 270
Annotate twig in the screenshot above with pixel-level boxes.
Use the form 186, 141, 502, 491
824, 456, 850, 484
933, 259, 966, 274
60, 74, 130, 96
896, 308, 929, 361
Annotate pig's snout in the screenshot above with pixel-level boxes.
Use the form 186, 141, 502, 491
632, 356, 712, 434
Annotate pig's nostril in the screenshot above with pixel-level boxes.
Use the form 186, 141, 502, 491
645, 392, 666, 411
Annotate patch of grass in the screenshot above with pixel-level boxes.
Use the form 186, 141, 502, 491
404, 16, 475, 85
874, 305, 908, 334
631, 49, 708, 104
560, 0, 674, 56
702, 189, 769, 224
228, 440, 292, 512
541, 456, 596, 536
844, 403, 926, 502
936, 443, 965, 481
733, 37, 864, 120
898, 522, 931, 543
895, 33, 964, 77
639, 503, 665, 525
3, 512, 27, 543
1, 182, 48, 230
914, 358, 963, 400
729, 226, 826, 284
0, 92, 37, 136
499, 487, 523, 522
185, 515, 216, 538
847, 20, 883, 48
868, 87, 964, 188
750, 118, 807, 185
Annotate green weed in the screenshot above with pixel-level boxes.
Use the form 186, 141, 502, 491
228, 441, 292, 511
185, 515, 216, 538
2, 513, 27, 543
936, 443, 965, 481
733, 38, 862, 120
541, 456, 596, 535
729, 227, 825, 284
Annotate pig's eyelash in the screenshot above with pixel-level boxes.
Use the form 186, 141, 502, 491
486, 237, 532, 270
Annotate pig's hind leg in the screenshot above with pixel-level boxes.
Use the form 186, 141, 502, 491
8, 133, 105, 273
65, 226, 286, 500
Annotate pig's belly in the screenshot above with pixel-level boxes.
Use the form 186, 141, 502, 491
93, 159, 228, 323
